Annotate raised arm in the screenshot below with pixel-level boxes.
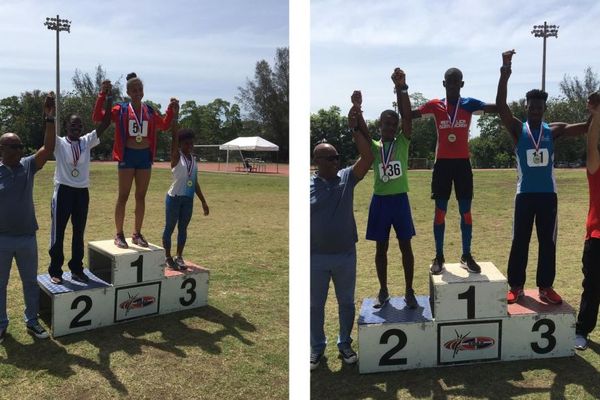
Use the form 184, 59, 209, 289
551, 117, 591, 139
34, 92, 57, 170
154, 97, 179, 131
95, 92, 113, 135
587, 93, 600, 174
347, 92, 373, 180
92, 80, 115, 122
392, 68, 412, 139
170, 124, 180, 168
496, 49, 521, 143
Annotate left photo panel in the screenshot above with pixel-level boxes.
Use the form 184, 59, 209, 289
0, 0, 289, 398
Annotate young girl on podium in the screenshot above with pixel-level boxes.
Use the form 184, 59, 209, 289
162, 124, 209, 270
92, 74, 179, 249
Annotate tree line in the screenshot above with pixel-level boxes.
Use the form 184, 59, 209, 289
310, 68, 599, 168
0, 48, 289, 162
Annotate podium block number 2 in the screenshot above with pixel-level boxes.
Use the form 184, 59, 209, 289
457, 285, 475, 319
70, 295, 92, 329
378, 329, 408, 366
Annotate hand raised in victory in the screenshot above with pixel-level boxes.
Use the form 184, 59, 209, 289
351, 90, 362, 108
44, 92, 56, 117
168, 97, 180, 114
391, 68, 406, 87
502, 49, 516, 66
101, 80, 112, 95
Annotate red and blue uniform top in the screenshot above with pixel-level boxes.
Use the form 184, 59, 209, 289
92, 91, 174, 162
418, 97, 486, 159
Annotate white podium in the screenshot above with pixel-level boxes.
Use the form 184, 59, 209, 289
38, 240, 210, 337
358, 262, 575, 374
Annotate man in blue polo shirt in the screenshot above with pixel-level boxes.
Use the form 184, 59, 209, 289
0, 93, 56, 343
310, 91, 373, 370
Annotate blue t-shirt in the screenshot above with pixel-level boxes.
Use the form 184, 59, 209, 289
0, 155, 39, 235
310, 166, 358, 254
515, 121, 556, 194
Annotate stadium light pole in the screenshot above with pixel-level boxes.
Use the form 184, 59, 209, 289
44, 15, 71, 135
531, 21, 558, 92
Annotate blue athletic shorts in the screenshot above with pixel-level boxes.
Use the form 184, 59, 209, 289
119, 147, 152, 169
366, 193, 416, 241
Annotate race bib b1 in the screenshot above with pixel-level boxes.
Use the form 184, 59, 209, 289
526, 148, 549, 167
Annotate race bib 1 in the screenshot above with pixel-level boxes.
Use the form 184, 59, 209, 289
378, 161, 403, 181
128, 120, 148, 137
526, 148, 549, 167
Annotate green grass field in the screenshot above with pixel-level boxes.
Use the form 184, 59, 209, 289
311, 168, 600, 400
0, 162, 288, 400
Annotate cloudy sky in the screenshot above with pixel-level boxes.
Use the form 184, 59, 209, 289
0, 0, 288, 111
311, 0, 600, 134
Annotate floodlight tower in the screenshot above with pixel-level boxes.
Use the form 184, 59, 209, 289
531, 21, 559, 92
44, 15, 71, 135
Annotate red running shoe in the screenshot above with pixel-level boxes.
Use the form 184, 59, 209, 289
507, 286, 524, 304
539, 287, 562, 304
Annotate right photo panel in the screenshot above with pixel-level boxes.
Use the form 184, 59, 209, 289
309, 1, 600, 398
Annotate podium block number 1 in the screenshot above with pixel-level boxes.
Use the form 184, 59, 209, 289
378, 329, 408, 366
457, 285, 475, 319
130, 255, 144, 283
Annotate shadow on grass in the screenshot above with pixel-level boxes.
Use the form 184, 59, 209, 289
311, 352, 600, 399
1, 306, 255, 396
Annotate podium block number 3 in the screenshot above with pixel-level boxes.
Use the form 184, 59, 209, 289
378, 329, 408, 366
458, 285, 475, 319
70, 295, 93, 329
531, 319, 556, 354
180, 278, 197, 306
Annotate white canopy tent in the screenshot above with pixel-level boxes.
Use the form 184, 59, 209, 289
219, 136, 280, 172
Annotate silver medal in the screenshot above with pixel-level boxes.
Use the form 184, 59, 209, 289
71, 169, 79, 177
381, 175, 389, 183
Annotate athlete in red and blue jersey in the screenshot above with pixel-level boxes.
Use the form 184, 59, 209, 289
92, 74, 178, 249
401, 68, 498, 275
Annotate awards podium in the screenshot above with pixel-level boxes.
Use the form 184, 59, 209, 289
358, 262, 575, 374
38, 239, 210, 337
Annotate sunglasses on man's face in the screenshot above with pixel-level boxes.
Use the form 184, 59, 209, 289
2, 143, 24, 150
317, 155, 340, 162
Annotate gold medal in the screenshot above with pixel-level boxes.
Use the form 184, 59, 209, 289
448, 133, 457, 143
381, 175, 389, 183
135, 135, 142, 143
71, 169, 79, 177
187, 179, 193, 187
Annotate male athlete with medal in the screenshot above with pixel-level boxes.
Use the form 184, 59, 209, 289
92, 73, 179, 249
48, 96, 112, 285
401, 67, 499, 275
360, 68, 418, 309
162, 121, 209, 271
496, 49, 591, 305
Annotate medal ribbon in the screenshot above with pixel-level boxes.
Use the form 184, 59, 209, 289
128, 103, 145, 135
182, 152, 194, 178
525, 120, 544, 153
67, 138, 81, 168
379, 138, 396, 178
444, 97, 461, 130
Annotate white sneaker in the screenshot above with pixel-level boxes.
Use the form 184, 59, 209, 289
575, 334, 588, 350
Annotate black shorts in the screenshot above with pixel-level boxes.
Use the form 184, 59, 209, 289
431, 158, 473, 200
